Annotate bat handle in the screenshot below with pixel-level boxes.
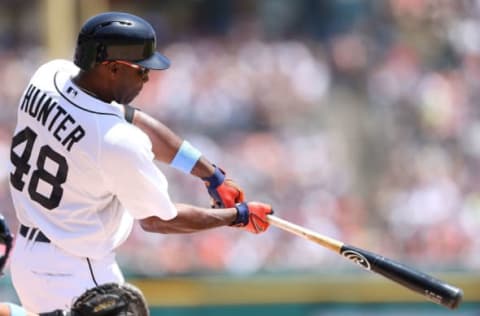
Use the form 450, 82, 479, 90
267, 215, 343, 252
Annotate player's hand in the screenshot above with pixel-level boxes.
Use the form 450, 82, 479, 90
202, 166, 245, 208
232, 202, 273, 234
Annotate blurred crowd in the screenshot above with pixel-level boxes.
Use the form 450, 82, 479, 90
1, 0, 480, 278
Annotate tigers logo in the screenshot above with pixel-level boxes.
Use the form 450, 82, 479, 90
341, 249, 371, 270
66, 86, 78, 97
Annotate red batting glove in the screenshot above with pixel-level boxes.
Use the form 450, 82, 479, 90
232, 202, 273, 234
213, 179, 245, 208
202, 166, 245, 208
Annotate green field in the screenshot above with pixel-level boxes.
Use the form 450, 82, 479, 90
132, 273, 480, 316
151, 302, 480, 316
2, 272, 478, 315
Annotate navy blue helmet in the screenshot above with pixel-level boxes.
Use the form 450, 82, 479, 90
74, 12, 170, 71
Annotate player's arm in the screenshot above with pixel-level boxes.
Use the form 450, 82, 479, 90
128, 107, 244, 208
0, 303, 38, 316
0, 304, 12, 316
139, 202, 273, 234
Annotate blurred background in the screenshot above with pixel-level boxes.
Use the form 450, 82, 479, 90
0, 0, 480, 315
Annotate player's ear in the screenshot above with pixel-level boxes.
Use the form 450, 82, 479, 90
110, 63, 118, 74
102, 62, 118, 75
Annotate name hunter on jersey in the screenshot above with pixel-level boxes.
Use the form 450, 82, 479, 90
20, 84, 86, 151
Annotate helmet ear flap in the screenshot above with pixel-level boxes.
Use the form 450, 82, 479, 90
74, 37, 100, 70
110, 63, 118, 73
96, 43, 107, 63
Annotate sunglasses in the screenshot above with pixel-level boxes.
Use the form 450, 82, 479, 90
102, 60, 149, 77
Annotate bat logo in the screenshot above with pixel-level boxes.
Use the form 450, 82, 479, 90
341, 249, 371, 270
424, 290, 443, 304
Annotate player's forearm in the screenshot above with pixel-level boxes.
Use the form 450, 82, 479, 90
0, 304, 10, 316
132, 110, 182, 163
0, 303, 38, 316
132, 110, 216, 178
139, 204, 237, 234
129, 108, 245, 208
191, 157, 216, 178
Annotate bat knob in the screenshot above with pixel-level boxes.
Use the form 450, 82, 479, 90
445, 287, 463, 310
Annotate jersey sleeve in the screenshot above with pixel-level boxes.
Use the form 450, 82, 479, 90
100, 123, 177, 220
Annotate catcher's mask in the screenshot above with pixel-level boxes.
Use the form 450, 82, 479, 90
74, 12, 170, 71
0, 214, 14, 276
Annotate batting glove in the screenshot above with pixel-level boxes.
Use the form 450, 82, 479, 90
202, 165, 245, 208
232, 202, 273, 234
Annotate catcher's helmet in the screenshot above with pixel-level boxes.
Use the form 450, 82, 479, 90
74, 12, 170, 71
0, 214, 13, 276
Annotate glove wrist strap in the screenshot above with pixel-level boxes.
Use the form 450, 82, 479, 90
202, 165, 225, 189
232, 202, 249, 226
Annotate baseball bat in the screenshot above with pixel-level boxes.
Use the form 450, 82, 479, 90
267, 215, 463, 309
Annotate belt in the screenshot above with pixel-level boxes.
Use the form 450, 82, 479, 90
19, 224, 51, 243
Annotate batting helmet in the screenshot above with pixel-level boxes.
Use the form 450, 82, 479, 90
74, 12, 170, 71
0, 214, 13, 276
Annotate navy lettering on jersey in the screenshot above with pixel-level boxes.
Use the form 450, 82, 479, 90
20, 84, 86, 151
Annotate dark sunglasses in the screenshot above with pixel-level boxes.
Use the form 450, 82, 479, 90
102, 60, 149, 77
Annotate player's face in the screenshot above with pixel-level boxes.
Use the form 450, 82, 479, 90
108, 61, 150, 104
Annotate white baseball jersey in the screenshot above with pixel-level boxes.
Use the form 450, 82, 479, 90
9, 59, 177, 259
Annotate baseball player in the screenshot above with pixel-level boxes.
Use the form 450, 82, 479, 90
0, 214, 47, 316
0, 304, 35, 316
1, 216, 147, 316
0, 214, 34, 316
9, 11, 273, 313
0, 214, 46, 316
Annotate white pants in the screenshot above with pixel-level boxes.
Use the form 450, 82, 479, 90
11, 230, 124, 313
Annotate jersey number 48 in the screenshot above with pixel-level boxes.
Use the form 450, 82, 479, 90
10, 127, 68, 210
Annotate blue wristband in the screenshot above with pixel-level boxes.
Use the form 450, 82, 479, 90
232, 202, 249, 226
170, 141, 202, 173
201, 165, 225, 189
6, 303, 26, 316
